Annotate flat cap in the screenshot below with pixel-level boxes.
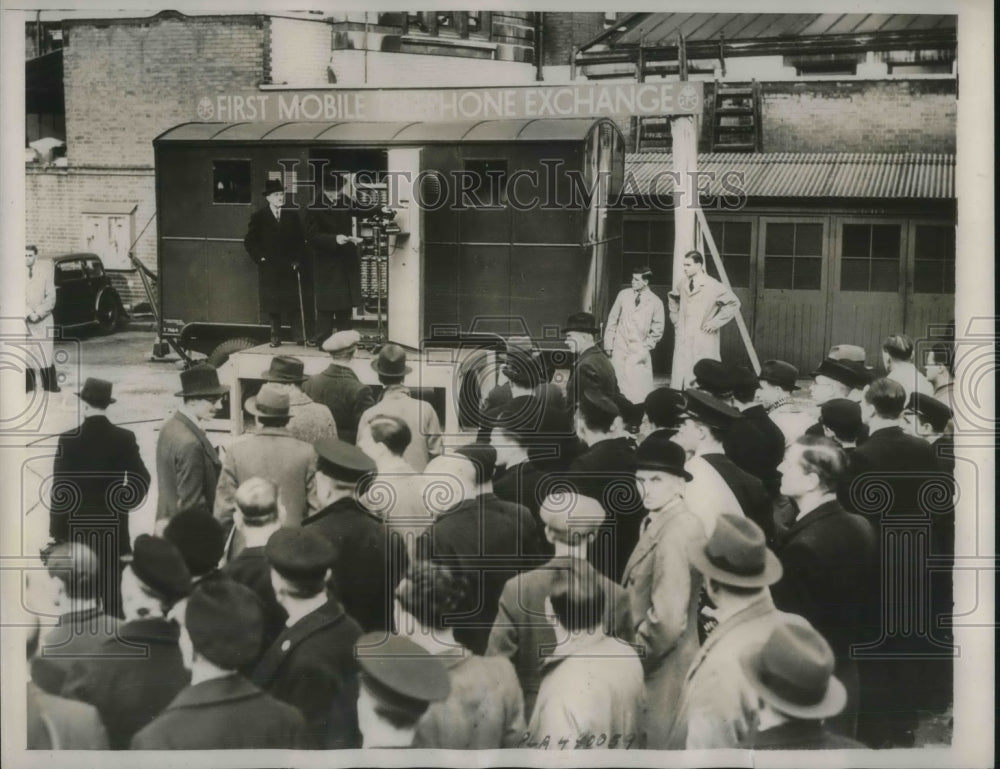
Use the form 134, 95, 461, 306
644, 388, 686, 429
580, 388, 620, 420
538, 491, 606, 536
315, 437, 376, 481
692, 359, 734, 397
265, 528, 336, 582
682, 389, 740, 429
356, 633, 451, 718
636, 431, 693, 480
906, 392, 953, 432
758, 360, 800, 391
819, 398, 863, 439
185, 579, 263, 670
163, 509, 226, 577
322, 329, 361, 354
123, 535, 192, 603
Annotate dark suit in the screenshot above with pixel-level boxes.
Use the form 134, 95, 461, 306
50, 415, 150, 616
567, 437, 641, 583
566, 345, 619, 407
243, 203, 307, 319
156, 411, 222, 522
745, 721, 866, 750
701, 453, 775, 546
303, 497, 404, 633
28, 681, 108, 750
61, 616, 190, 749
130, 674, 306, 750
303, 200, 365, 338
771, 499, 876, 737
32, 607, 127, 696
222, 545, 288, 672
493, 457, 570, 556
301, 363, 375, 444
417, 494, 542, 655
724, 405, 785, 494
252, 598, 363, 749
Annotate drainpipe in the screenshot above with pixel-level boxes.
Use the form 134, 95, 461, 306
363, 12, 369, 84
535, 12, 544, 81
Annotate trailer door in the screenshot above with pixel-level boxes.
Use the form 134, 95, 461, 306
386, 148, 422, 349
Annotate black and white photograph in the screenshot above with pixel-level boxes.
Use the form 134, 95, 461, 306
0, 1, 993, 767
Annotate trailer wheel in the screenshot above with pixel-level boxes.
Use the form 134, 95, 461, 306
206, 337, 258, 368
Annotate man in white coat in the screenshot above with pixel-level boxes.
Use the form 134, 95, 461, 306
25, 245, 60, 392
604, 266, 665, 404
668, 251, 740, 390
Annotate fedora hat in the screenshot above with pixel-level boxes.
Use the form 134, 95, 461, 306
811, 357, 874, 390
371, 343, 412, 377
262, 178, 284, 196
562, 311, 601, 335
739, 621, 848, 720
175, 364, 229, 399
77, 377, 116, 408
758, 360, 800, 391
260, 355, 306, 383
688, 513, 782, 588
245, 383, 291, 418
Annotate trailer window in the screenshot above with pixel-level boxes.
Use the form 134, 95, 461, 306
213, 160, 252, 204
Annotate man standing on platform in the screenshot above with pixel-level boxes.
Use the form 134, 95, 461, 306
667, 251, 740, 390
604, 265, 665, 404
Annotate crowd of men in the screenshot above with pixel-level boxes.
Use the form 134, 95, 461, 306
28, 314, 956, 752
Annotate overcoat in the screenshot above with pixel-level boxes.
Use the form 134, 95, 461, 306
620, 497, 705, 748
302, 203, 364, 312
301, 363, 376, 444
28, 681, 108, 750
130, 675, 306, 750
243, 204, 306, 317
604, 287, 665, 404
32, 607, 125, 695
724, 405, 786, 493
565, 345, 619, 407
221, 546, 288, 671
355, 385, 443, 472
667, 273, 740, 389
156, 411, 222, 523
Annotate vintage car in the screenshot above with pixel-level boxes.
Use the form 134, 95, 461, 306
50, 253, 128, 334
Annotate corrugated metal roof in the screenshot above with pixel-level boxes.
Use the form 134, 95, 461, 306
624, 152, 954, 199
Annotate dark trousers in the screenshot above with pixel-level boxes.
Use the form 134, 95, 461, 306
314, 309, 354, 345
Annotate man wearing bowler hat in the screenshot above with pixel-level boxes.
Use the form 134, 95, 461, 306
302, 329, 376, 444
356, 343, 442, 472
724, 364, 786, 496
563, 311, 619, 408
804, 344, 876, 440
739, 622, 864, 749
260, 355, 338, 445
62, 535, 193, 749
304, 437, 403, 633
668, 514, 793, 748
819, 398, 864, 456
244, 178, 309, 347
640, 387, 686, 443
50, 377, 150, 618
214, 382, 319, 558
756, 359, 813, 447
621, 433, 703, 747
252, 528, 364, 749
131, 579, 306, 749
156, 364, 229, 530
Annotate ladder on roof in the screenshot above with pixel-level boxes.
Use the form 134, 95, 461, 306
711, 81, 761, 152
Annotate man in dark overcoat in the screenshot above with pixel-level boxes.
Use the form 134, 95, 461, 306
243, 178, 308, 346
301, 330, 375, 444
61, 535, 192, 749
251, 528, 364, 749
562, 311, 619, 408
131, 579, 306, 749
49, 378, 150, 617
303, 170, 366, 345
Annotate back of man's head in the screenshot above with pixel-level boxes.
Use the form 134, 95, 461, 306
882, 333, 915, 363
235, 477, 280, 527
794, 435, 848, 493
369, 415, 412, 458
865, 377, 907, 419
42, 541, 101, 604
549, 569, 604, 633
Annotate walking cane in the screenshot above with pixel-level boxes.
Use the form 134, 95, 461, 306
295, 265, 309, 347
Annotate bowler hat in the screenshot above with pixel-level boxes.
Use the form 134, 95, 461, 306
580, 388, 620, 421
905, 392, 953, 433
819, 398, 863, 439
371, 343, 412, 377
688, 513, 782, 588
122, 534, 192, 603
76, 377, 116, 408
262, 179, 284, 196
175, 363, 229, 399
692, 359, 734, 398
758, 360, 800, 391
811, 357, 874, 390
163, 509, 226, 577
265, 527, 336, 582
739, 621, 847, 720
538, 491, 606, 537
322, 329, 361, 355
185, 579, 263, 670
261, 355, 306, 383
562, 311, 601, 335
314, 437, 376, 482
356, 633, 451, 719
681, 389, 740, 429
644, 388, 685, 429
636, 431, 692, 480
246, 383, 291, 418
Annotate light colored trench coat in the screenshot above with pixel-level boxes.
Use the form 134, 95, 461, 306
604, 287, 665, 404
668, 272, 740, 389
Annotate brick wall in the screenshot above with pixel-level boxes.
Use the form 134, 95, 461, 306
543, 12, 607, 68
269, 16, 333, 86
330, 49, 534, 87
63, 13, 267, 168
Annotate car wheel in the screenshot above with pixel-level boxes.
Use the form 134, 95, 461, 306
96, 293, 120, 334
206, 336, 259, 368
